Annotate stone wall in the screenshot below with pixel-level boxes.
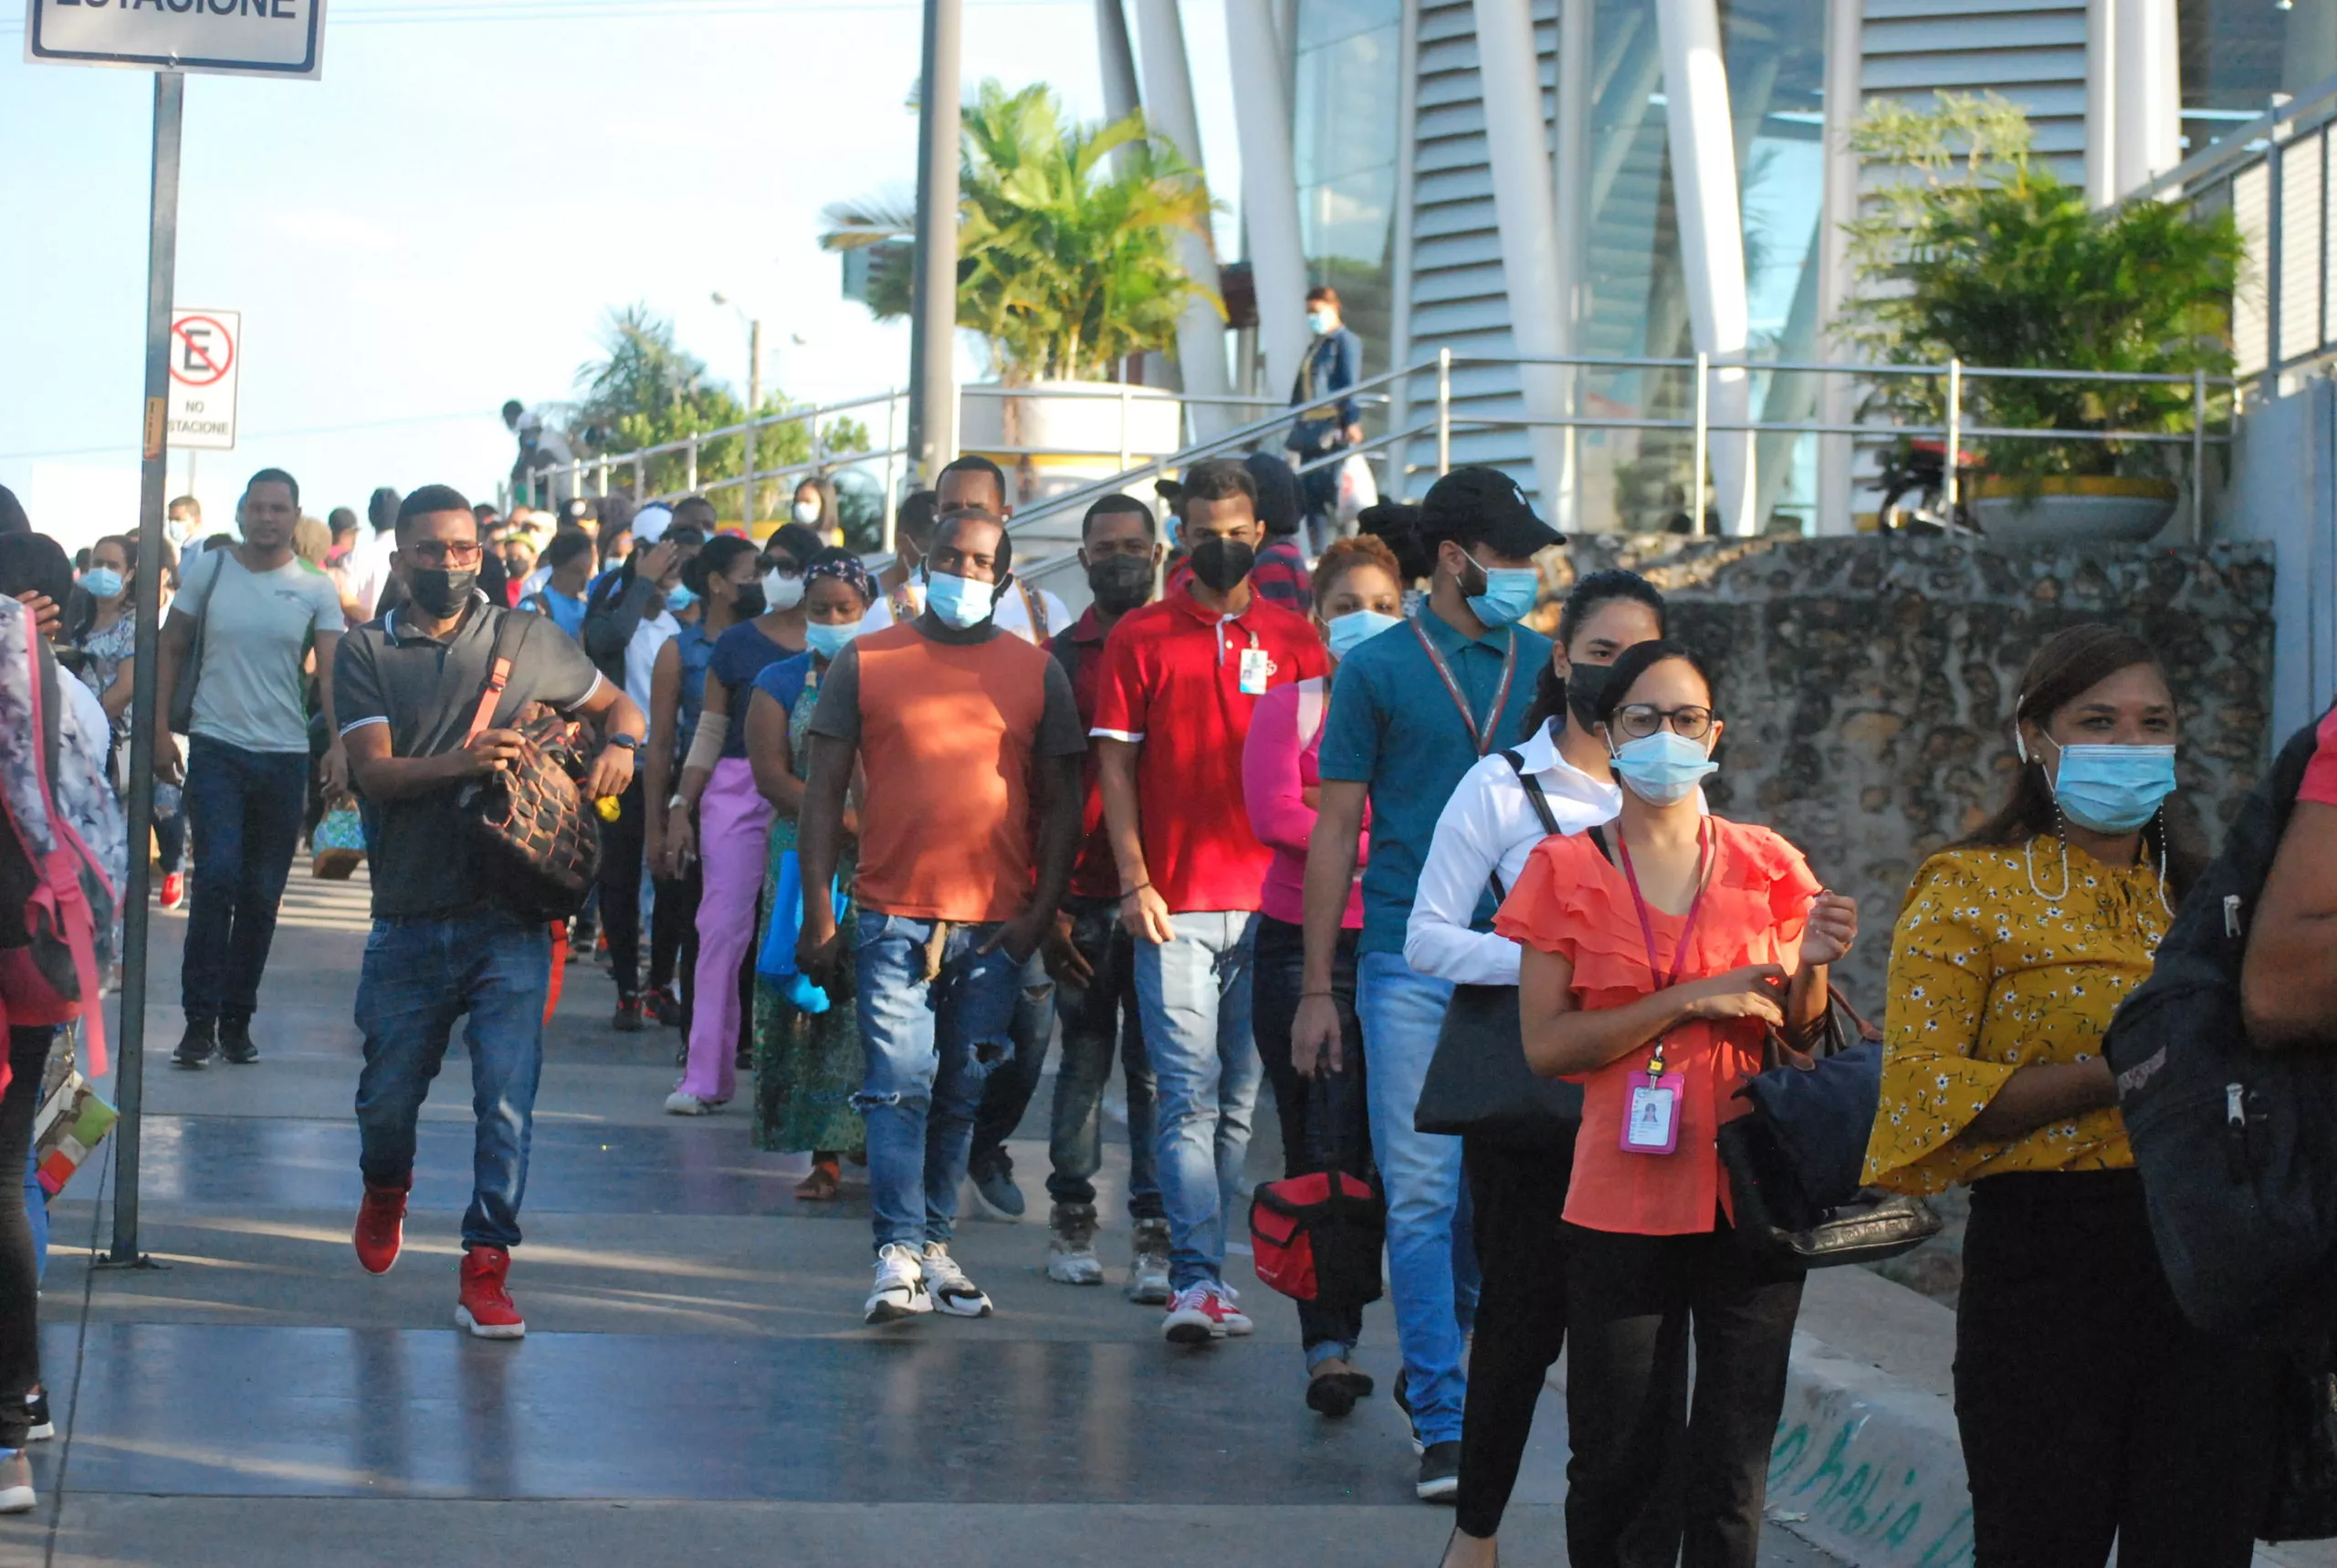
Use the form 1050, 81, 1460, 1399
1531, 534, 2278, 1001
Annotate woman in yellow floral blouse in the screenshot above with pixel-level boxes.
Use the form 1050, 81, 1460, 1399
1866, 625, 2275, 1568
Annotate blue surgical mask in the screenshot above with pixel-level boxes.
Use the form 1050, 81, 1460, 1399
665, 582, 697, 612
2046, 740, 2177, 833
925, 570, 997, 630
1462, 556, 1540, 627
1609, 730, 1717, 807
1326, 609, 1402, 661
1307, 310, 1334, 338
805, 620, 861, 661
80, 568, 124, 601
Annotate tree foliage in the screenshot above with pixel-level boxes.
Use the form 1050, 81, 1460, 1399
1840, 92, 2243, 480
561, 305, 868, 512
823, 80, 1219, 383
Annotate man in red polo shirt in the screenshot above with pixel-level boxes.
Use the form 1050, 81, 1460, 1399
1091, 459, 1329, 1344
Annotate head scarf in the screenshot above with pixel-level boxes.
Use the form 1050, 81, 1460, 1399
803, 552, 876, 609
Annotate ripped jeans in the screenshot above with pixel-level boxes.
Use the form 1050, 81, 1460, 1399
852, 913, 1020, 1253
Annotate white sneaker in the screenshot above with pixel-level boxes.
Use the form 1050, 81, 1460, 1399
1126, 1218, 1171, 1303
864, 1242, 932, 1324
1161, 1281, 1253, 1344
0, 1449, 31, 1514
1045, 1203, 1104, 1286
663, 1091, 714, 1116
919, 1241, 994, 1317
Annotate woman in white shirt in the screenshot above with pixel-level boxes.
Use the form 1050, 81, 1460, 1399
1408, 569, 1668, 1568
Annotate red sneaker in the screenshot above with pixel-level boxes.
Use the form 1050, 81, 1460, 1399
456, 1247, 527, 1339
159, 873, 183, 910
352, 1182, 408, 1275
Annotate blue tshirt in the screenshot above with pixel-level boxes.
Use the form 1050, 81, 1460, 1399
751, 651, 815, 719
1316, 607, 1551, 956
709, 621, 798, 758
536, 586, 587, 641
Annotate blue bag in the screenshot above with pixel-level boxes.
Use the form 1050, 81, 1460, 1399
755, 849, 846, 1014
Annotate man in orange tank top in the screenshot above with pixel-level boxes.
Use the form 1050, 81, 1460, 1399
794, 510, 1088, 1324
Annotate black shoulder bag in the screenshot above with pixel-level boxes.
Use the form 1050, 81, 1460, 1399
1412, 749, 1582, 1149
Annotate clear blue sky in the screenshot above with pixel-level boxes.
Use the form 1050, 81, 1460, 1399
0, 0, 1242, 549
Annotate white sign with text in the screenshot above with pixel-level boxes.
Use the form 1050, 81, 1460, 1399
168, 308, 239, 451
24, 0, 326, 79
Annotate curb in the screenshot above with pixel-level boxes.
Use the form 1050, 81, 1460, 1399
1766, 1330, 1975, 1568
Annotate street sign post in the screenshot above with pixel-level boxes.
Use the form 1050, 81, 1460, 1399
168, 308, 239, 451
29, 1, 323, 1270
23, 0, 328, 79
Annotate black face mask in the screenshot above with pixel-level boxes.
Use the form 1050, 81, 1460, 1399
731, 582, 767, 620
1085, 554, 1154, 613
1187, 536, 1256, 594
407, 569, 476, 618
1565, 662, 1616, 732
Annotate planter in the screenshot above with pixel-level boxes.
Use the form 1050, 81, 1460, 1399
958, 379, 1184, 537
1970, 475, 2180, 545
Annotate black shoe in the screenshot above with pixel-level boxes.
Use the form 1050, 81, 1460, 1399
1305, 1365, 1374, 1419
1417, 1440, 1461, 1502
647, 988, 683, 1028
613, 996, 645, 1034
26, 1388, 52, 1443
218, 1017, 259, 1065
172, 1018, 216, 1069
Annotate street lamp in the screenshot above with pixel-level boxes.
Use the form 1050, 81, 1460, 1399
713, 290, 763, 523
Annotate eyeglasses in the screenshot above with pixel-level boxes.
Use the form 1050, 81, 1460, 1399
406, 540, 484, 568
1610, 703, 1715, 741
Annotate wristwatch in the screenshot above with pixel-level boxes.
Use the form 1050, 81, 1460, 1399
607, 733, 644, 754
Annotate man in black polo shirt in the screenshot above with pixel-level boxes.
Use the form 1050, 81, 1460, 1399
333, 486, 646, 1339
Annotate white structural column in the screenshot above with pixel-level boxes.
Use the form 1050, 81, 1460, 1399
1097, 0, 1141, 126
2085, 0, 2117, 206
2112, 0, 2181, 195
1472, 0, 1572, 511
1549, 0, 1592, 529
1131, 0, 1235, 429
1225, 0, 1312, 416
1814, 0, 1861, 533
1652, 0, 1755, 535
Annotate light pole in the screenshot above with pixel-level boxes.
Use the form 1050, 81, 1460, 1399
908, 0, 961, 482
713, 291, 763, 522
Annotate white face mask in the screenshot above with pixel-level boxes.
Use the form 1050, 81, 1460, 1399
762, 569, 805, 612
791, 498, 823, 527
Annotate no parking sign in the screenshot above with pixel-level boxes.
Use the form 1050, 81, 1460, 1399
167, 308, 238, 450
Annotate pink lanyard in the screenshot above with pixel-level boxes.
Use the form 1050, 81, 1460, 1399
1615, 819, 1713, 1076
1410, 615, 1518, 757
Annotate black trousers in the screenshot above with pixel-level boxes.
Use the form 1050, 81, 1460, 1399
595, 775, 648, 999
1562, 1217, 1805, 1568
0, 1027, 56, 1449
1454, 1129, 1576, 1539
1251, 915, 1372, 1357
650, 859, 698, 1010
1956, 1169, 2277, 1568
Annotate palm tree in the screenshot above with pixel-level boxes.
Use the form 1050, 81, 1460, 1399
822, 80, 1219, 386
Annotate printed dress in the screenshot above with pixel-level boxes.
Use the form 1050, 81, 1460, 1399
751, 662, 865, 1156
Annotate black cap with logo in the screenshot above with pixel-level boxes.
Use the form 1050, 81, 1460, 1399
1421, 465, 1566, 558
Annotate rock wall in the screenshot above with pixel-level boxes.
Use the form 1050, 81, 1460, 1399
1532, 534, 2278, 1001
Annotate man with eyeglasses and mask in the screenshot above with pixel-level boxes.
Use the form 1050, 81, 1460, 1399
796, 507, 1085, 1325
1293, 465, 1561, 1500
334, 486, 646, 1338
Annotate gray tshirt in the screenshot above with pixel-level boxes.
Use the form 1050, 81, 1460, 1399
177, 549, 347, 754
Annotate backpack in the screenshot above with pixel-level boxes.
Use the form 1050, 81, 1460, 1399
0, 601, 118, 1094
2105, 706, 2336, 1336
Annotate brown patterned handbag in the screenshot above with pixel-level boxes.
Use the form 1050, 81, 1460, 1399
452, 611, 602, 922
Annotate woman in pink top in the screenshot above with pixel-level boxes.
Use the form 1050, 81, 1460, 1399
1242, 535, 1400, 1420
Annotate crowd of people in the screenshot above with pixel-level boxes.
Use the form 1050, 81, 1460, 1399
0, 440, 2332, 1568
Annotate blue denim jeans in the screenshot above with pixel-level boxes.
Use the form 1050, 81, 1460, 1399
852, 915, 1018, 1252
353, 909, 551, 1250
1046, 897, 1161, 1218
1134, 910, 1263, 1291
23, 1147, 45, 1287
182, 736, 310, 1022
966, 949, 1058, 1183
1357, 948, 1481, 1446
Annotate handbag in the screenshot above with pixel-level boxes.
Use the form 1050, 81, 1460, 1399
310, 793, 367, 880
450, 611, 603, 922
1716, 989, 1944, 1269
32, 1028, 116, 1198
167, 548, 225, 735
1249, 1064, 1385, 1312
1414, 747, 1582, 1148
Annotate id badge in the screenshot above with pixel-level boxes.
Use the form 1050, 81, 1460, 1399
1620, 1071, 1680, 1155
1238, 646, 1273, 695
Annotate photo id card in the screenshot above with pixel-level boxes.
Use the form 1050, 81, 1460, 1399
1238, 646, 1273, 695
1620, 1071, 1680, 1155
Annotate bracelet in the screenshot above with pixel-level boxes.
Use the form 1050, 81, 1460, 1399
1121, 881, 1150, 897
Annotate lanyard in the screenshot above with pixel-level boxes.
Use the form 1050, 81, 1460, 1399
1410, 614, 1518, 758
1615, 819, 1713, 1076
1215, 613, 1261, 668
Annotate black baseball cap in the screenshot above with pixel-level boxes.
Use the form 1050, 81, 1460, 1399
1422, 465, 1565, 557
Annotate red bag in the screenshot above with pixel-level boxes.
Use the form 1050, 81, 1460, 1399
1249, 1168, 1385, 1309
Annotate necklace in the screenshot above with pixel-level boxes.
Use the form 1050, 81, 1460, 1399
2021, 808, 2176, 917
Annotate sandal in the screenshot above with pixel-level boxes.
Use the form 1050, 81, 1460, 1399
794, 1157, 842, 1202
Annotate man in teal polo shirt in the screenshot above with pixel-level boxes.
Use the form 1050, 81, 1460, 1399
1294, 466, 1560, 1500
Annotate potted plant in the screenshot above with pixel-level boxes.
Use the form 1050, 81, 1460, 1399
823, 80, 1219, 512
1842, 93, 2243, 542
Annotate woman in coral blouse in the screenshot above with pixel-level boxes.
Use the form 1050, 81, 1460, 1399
1496, 641, 1859, 1568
